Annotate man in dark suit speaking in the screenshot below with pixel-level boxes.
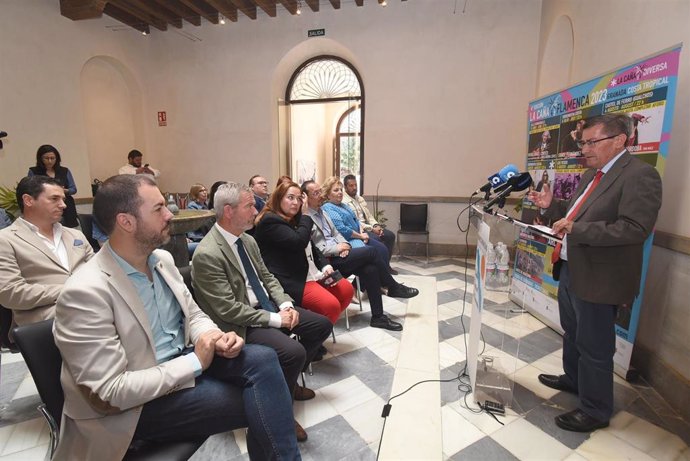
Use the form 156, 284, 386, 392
529, 113, 662, 432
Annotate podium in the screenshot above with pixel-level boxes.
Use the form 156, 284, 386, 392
466, 205, 561, 408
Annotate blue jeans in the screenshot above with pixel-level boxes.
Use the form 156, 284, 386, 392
133, 344, 301, 461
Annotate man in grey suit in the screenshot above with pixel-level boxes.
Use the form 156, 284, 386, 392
0, 176, 93, 326
529, 114, 662, 432
53, 175, 300, 460
192, 182, 332, 442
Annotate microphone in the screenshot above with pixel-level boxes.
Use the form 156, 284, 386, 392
483, 172, 533, 211
472, 164, 519, 196
0, 131, 6, 149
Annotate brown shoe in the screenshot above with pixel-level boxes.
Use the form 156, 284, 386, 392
294, 384, 316, 401
295, 420, 308, 442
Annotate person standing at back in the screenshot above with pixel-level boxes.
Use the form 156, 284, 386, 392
28, 144, 79, 228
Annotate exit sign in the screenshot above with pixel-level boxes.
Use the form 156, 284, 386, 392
308, 29, 325, 37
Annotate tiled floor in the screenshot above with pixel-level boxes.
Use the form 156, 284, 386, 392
1, 256, 689, 460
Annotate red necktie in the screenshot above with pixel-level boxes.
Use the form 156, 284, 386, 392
551, 170, 604, 264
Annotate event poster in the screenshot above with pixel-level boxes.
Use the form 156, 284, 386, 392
510, 45, 681, 377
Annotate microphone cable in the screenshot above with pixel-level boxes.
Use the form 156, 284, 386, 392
375, 194, 493, 459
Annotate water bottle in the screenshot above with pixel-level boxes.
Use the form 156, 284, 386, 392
485, 243, 497, 288
166, 194, 180, 215
495, 242, 510, 291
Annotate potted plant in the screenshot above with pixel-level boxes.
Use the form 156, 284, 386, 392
372, 179, 388, 226
0, 185, 18, 221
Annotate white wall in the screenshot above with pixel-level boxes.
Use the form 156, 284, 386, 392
538, 0, 690, 237
0, 0, 151, 195
129, 0, 543, 196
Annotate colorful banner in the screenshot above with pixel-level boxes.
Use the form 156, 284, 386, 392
510, 45, 681, 378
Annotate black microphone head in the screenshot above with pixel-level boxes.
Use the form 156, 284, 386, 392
507, 172, 533, 191
0, 131, 7, 139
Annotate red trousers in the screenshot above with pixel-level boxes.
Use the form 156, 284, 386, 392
301, 279, 354, 324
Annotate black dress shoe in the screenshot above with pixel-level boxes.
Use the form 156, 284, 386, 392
388, 267, 399, 275
387, 284, 419, 299
555, 409, 609, 432
0, 341, 20, 354
370, 315, 403, 331
538, 374, 577, 394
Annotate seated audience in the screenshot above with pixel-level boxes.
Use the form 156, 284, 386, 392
208, 180, 227, 211
53, 174, 300, 459
249, 174, 270, 213
342, 174, 397, 274
0, 208, 14, 351
301, 180, 418, 331
187, 183, 210, 242
118, 149, 160, 180
0, 176, 93, 326
187, 183, 209, 210
254, 181, 354, 325
191, 182, 332, 442
321, 176, 391, 272
276, 175, 294, 188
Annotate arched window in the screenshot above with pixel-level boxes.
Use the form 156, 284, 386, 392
285, 56, 364, 187
336, 105, 361, 179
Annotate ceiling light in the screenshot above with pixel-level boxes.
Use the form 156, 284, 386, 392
142, 30, 148, 35
220, 15, 226, 25
296, 0, 302, 15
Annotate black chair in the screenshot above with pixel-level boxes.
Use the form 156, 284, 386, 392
397, 203, 429, 263
78, 213, 101, 252
177, 265, 196, 302
12, 320, 205, 460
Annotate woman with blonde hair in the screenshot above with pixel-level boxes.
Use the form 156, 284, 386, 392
321, 176, 392, 272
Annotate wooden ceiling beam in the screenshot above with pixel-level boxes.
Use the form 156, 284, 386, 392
110, 0, 167, 31
178, 0, 220, 24
150, 0, 202, 26
250, 0, 277, 17
277, 0, 298, 15
354, 0, 363, 6
103, 3, 149, 33
126, 0, 183, 28
304, 0, 319, 12
59, 0, 107, 20
205, 0, 239, 21
328, 0, 341, 9
226, 0, 255, 20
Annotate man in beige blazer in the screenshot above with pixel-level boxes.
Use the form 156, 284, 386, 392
0, 176, 93, 326
53, 175, 300, 460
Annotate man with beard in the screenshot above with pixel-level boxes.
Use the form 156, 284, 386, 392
118, 149, 160, 180
0, 176, 93, 326
53, 175, 300, 460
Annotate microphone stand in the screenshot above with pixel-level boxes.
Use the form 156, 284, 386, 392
482, 186, 513, 212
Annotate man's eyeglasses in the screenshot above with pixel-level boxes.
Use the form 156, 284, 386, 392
576, 134, 619, 149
